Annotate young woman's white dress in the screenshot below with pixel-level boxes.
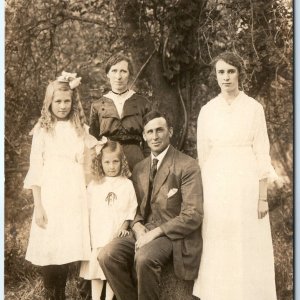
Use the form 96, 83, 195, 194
80, 176, 137, 280
24, 121, 91, 266
193, 92, 277, 300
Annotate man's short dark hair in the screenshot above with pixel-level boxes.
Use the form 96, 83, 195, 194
142, 110, 172, 128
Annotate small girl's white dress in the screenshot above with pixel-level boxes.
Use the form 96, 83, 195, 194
80, 176, 137, 280
193, 92, 277, 300
24, 121, 91, 266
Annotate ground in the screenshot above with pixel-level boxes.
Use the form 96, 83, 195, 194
4, 137, 293, 299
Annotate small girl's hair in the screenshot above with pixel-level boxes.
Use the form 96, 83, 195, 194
92, 140, 131, 180
38, 80, 86, 136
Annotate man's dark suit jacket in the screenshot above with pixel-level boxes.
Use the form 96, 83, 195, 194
132, 145, 203, 280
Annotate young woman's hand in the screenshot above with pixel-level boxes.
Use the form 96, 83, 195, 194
118, 229, 130, 237
35, 205, 48, 229
258, 199, 268, 219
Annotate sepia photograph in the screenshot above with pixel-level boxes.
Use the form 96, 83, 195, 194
4, 0, 293, 299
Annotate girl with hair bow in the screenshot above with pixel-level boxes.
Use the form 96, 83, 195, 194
24, 72, 91, 299
79, 140, 137, 300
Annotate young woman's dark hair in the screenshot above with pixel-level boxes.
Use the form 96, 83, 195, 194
211, 51, 246, 85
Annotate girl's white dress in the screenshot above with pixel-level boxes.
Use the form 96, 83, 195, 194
24, 121, 91, 266
80, 176, 137, 280
193, 92, 277, 300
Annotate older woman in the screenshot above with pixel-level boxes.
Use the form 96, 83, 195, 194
193, 52, 277, 300
89, 53, 151, 171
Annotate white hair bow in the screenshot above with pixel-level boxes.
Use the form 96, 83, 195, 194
85, 134, 108, 155
57, 71, 82, 89
94, 136, 108, 155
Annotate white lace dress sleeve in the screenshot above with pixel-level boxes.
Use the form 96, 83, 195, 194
252, 104, 278, 182
24, 125, 45, 189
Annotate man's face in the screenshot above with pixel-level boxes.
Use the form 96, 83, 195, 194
143, 117, 173, 156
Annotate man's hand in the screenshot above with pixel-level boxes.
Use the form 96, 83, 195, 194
135, 227, 163, 251
132, 222, 148, 240
35, 205, 48, 229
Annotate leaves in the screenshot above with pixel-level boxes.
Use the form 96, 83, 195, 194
5, 1, 293, 298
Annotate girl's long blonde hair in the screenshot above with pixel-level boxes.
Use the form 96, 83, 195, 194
38, 80, 86, 136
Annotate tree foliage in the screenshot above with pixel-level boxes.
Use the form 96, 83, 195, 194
5, 0, 293, 298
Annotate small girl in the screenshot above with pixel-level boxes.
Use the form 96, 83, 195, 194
24, 72, 90, 299
80, 140, 137, 300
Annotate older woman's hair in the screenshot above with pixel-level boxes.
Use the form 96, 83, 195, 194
38, 80, 86, 135
211, 51, 246, 84
142, 110, 172, 129
105, 53, 134, 76
92, 140, 131, 180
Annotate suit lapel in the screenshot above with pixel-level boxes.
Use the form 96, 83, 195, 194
139, 157, 151, 213
151, 146, 175, 199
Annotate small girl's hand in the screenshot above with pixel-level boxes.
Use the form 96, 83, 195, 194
118, 229, 130, 237
35, 205, 48, 229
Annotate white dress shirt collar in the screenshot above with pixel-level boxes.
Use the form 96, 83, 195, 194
151, 145, 170, 170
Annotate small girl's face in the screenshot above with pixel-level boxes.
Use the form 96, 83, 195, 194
51, 90, 72, 120
102, 150, 121, 177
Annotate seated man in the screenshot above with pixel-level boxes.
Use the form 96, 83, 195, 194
98, 110, 203, 300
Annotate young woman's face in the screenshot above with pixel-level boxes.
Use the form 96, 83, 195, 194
107, 60, 130, 93
102, 150, 121, 177
51, 90, 72, 120
215, 59, 239, 94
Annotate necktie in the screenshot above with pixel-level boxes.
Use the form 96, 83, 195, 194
144, 158, 159, 221
150, 158, 159, 183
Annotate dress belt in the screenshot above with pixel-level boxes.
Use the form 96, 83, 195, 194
109, 138, 141, 146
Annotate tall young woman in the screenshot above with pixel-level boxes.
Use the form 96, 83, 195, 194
193, 52, 277, 300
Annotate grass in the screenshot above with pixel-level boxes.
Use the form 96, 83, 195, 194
4, 171, 293, 300
5, 272, 84, 300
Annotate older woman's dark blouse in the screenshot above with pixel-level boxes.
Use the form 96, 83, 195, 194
89, 93, 151, 170
89, 93, 150, 143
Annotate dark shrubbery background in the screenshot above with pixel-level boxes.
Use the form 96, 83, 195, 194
5, 0, 293, 299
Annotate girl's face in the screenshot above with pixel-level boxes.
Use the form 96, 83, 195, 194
107, 60, 130, 93
51, 90, 72, 120
102, 150, 121, 177
215, 59, 239, 94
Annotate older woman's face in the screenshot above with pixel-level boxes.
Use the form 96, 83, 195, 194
215, 60, 239, 94
107, 60, 130, 93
